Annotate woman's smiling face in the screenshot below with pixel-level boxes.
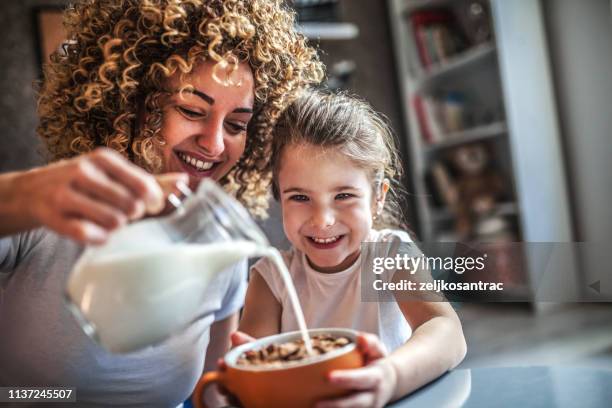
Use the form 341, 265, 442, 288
159, 60, 255, 189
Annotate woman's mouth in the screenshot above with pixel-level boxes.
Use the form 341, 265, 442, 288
175, 152, 220, 177
307, 235, 345, 249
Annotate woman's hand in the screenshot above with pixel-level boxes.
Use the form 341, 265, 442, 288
2, 148, 186, 244
316, 333, 397, 408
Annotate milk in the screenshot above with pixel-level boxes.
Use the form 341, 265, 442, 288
67, 241, 314, 354
264, 248, 314, 354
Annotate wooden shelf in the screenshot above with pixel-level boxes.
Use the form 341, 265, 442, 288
415, 43, 497, 90
403, 0, 452, 14
430, 201, 519, 223
424, 121, 507, 154
297, 23, 359, 40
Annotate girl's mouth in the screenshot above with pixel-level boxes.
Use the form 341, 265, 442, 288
307, 235, 345, 249
175, 151, 220, 177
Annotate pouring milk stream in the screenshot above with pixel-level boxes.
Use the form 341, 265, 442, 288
65, 179, 313, 354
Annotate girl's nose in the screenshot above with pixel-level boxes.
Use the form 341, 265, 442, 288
196, 121, 225, 157
311, 207, 335, 229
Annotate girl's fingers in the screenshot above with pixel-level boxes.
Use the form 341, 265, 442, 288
316, 391, 375, 408
216, 358, 227, 370
90, 148, 164, 213
327, 366, 382, 389
231, 331, 256, 348
357, 333, 388, 361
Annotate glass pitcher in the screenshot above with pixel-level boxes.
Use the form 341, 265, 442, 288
65, 179, 269, 353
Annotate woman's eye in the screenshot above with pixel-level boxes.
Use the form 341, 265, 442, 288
289, 194, 309, 202
336, 193, 355, 200
225, 122, 247, 135
176, 106, 204, 119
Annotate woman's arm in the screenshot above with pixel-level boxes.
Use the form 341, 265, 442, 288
0, 171, 39, 235
238, 269, 282, 338
0, 148, 178, 244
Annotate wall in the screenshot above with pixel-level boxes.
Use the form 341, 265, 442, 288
542, 0, 612, 243
542, 0, 612, 290
0, 0, 68, 171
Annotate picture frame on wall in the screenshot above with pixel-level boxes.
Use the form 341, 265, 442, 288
32, 6, 66, 75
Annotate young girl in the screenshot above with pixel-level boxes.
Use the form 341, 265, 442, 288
238, 90, 466, 407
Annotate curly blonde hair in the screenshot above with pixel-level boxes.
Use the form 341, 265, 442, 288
36, 0, 324, 217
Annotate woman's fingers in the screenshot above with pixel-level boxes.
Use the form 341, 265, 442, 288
19, 148, 184, 244
90, 148, 164, 214
316, 391, 375, 408
155, 173, 189, 197
154, 173, 190, 214
43, 214, 109, 244
71, 161, 145, 220
62, 188, 129, 230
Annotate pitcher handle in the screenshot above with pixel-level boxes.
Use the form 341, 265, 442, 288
192, 371, 222, 408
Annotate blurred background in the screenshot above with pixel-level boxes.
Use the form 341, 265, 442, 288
0, 0, 610, 370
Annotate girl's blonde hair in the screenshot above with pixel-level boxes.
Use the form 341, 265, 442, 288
271, 89, 406, 229
36, 0, 324, 217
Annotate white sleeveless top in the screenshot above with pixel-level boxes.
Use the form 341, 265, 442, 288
251, 229, 412, 352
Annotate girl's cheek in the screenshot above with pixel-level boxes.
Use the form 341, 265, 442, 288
281, 203, 301, 236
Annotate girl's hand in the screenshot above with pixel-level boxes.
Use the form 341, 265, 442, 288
316, 333, 397, 408
230, 331, 256, 348
211, 332, 255, 408
10, 148, 186, 244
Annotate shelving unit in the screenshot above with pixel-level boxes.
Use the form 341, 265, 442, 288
414, 42, 496, 91
389, 0, 512, 242
404, 0, 453, 14
423, 121, 506, 154
387, 0, 577, 304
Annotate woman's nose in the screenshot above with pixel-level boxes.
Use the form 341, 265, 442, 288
196, 120, 225, 157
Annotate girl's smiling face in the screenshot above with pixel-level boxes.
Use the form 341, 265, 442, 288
278, 143, 379, 273
159, 60, 255, 190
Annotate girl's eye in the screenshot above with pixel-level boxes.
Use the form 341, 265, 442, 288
176, 106, 204, 119
335, 193, 355, 200
289, 194, 309, 202
225, 122, 248, 135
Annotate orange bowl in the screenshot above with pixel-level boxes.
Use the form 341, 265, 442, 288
192, 328, 364, 408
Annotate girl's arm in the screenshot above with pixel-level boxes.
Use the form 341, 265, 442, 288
388, 300, 467, 400
237, 268, 282, 338
318, 301, 466, 408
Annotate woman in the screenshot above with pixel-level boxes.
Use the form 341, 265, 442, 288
0, 0, 323, 406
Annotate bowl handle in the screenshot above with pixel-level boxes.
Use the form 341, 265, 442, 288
192, 371, 223, 408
